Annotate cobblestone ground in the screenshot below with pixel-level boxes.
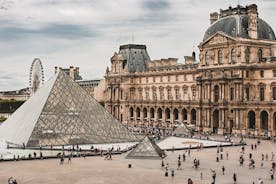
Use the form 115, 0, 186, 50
0, 137, 275, 184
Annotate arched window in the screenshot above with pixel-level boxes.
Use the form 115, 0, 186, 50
205, 51, 210, 66
248, 111, 255, 129
150, 108, 155, 120
157, 108, 162, 120
165, 108, 170, 121
143, 108, 147, 120
258, 49, 263, 62
231, 48, 236, 64
245, 47, 250, 63
130, 107, 134, 118
260, 111, 268, 130
136, 108, 141, 120
218, 49, 222, 64
173, 109, 179, 122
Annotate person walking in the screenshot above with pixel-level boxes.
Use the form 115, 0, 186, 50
222, 165, 225, 175
188, 178, 193, 184
270, 169, 274, 180
233, 173, 237, 184
226, 151, 229, 160
258, 178, 263, 184
183, 152, 186, 161
211, 169, 216, 183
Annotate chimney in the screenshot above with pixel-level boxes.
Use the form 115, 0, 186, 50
54, 66, 58, 74
69, 66, 74, 80
247, 4, 258, 39
210, 12, 218, 24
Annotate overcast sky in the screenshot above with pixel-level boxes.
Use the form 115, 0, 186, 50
0, 0, 275, 91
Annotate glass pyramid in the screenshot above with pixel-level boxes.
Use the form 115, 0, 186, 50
0, 71, 138, 147
172, 123, 191, 137
126, 136, 164, 159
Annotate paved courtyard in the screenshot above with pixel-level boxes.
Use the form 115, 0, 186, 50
0, 137, 275, 184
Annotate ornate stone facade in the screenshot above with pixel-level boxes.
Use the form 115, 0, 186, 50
104, 4, 276, 137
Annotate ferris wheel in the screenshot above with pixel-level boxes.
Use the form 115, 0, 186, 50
29, 58, 44, 94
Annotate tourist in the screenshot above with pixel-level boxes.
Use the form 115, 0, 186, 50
171, 168, 174, 178
13, 179, 18, 184
269, 169, 274, 180
33, 152, 36, 158
161, 159, 164, 169
233, 173, 237, 184
258, 178, 263, 184
220, 151, 223, 160
8, 177, 13, 184
200, 172, 203, 180
68, 154, 72, 164
265, 153, 268, 161
226, 151, 229, 160
222, 165, 225, 175
210, 169, 216, 183
83, 151, 86, 159
187, 178, 193, 184
40, 152, 43, 159
60, 156, 64, 165
182, 152, 186, 161
177, 159, 181, 170
272, 152, 275, 161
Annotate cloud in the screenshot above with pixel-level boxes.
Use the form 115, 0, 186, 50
143, 0, 170, 11
0, 24, 98, 41
0, 0, 276, 91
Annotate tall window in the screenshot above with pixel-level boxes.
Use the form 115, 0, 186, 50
145, 88, 149, 100
231, 48, 236, 64
230, 87, 234, 101
205, 51, 210, 66
246, 70, 249, 78
245, 87, 250, 101
273, 87, 276, 101
214, 85, 219, 102
218, 49, 222, 64
273, 70, 276, 77
192, 88, 196, 100
175, 75, 179, 81
183, 87, 188, 100
152, 88, 157, 100
139, 88, 143, 100
159, 87, 164, 100
260, 70, 264, 78
258, 49, 263, 62
245, 47, 250, 63
167, 87, 172, 100
260, 87, 265, 101
160, 76, 163, 82
175, 87, 180, 100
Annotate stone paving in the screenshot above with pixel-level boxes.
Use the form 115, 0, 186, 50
0, 137, 275, 184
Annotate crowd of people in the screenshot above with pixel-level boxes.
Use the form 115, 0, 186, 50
160, 138, 275, 184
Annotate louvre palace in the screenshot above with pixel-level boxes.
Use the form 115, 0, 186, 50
104, 4, 276, 137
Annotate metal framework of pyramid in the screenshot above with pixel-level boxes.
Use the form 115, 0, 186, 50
172, 123, 191, 137
126, 136, 164, 159
0, 71, 138, 147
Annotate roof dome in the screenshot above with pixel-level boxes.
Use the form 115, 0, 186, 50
203, 14, 276, 41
